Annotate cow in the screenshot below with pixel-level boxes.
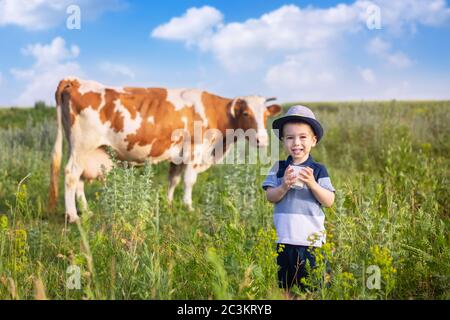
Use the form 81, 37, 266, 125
48, 77, 281, 223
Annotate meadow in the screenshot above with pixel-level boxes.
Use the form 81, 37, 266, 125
0, 101, 449, 300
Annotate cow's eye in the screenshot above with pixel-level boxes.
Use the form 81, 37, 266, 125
243, 111, 249, 117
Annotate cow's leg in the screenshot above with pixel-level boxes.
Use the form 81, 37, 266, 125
168, 162, 185, 204
64, 155, 83, 223
76, 147, 113, 216
76, 179, 88, 213
183, 165, 199, 211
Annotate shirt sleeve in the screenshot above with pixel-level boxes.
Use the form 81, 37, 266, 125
317, 165, 335, 192
262, 162, 282, 190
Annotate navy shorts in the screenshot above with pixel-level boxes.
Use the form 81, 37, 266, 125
276, 243, 317, 290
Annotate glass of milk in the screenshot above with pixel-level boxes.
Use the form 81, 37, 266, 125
290, 165, 307, 189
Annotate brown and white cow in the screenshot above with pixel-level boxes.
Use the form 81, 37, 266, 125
48, 77, 281, 223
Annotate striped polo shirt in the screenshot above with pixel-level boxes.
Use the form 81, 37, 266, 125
262, 155, 335, 247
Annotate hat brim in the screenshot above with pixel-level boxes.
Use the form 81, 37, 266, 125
272, 115, 323, 142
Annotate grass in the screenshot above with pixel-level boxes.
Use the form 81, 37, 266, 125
0, 101, 449, 300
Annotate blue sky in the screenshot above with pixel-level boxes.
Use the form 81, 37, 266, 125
0, 0, 449, 106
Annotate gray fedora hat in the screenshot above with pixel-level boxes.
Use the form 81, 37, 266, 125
272, 105, 324, 142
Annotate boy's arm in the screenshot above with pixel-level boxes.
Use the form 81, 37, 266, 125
265, 184, 290, 203
299, 167, 335, 207
265, 166, 296, 203
309, 183, 335, 207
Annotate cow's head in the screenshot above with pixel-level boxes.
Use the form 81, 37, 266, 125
229, 96, 282, 147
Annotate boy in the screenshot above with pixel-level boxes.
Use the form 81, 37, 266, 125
262, 105, 335, 292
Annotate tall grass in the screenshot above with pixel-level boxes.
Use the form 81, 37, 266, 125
0, 101, 449, 299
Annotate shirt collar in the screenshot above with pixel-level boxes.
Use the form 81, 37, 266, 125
286, 154, 314, 166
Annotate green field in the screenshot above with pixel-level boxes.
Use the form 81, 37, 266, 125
0, 101, 449, 299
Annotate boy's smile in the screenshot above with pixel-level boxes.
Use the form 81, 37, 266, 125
282, 122, 317, 164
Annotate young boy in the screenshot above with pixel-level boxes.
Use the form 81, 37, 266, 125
262, 105, 335, 292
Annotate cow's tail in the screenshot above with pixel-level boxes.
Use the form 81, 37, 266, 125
48, 80, 69, 213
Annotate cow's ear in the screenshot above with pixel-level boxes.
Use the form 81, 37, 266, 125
266, 104, 282, 117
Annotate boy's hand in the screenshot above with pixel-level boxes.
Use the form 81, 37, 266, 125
298, 167, 316, 187
282, 166, 297, 189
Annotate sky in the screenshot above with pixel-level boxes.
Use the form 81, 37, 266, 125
0, 0, 449, 107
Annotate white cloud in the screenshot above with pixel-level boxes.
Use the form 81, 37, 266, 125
150, 1, 450, 101
386, 52, 413, 68
367, 37, 412, 68
99, 62, 135, 79
22, 37, 80, 67
10, 37, 83, 106
263, 51, 343, 101
359, 68, 376, 83
0, 0, 125, 30
151, 1, 450, 73
153, 4, 365, 72
368, 0, 450, 33
367, 36, 391, 55
151, 6, 223, 44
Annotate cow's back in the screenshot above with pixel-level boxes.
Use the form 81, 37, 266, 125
61, 78, 202, 163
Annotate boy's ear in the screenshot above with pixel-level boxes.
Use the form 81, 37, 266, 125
312, 135, 318, 146
278, 126, 284, 140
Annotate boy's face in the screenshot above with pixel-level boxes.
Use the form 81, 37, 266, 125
282, 122, 317, 163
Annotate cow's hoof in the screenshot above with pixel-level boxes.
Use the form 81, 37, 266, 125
66, 214, 80, 224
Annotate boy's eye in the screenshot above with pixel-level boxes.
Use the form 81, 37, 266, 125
286, 136, 307, 140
